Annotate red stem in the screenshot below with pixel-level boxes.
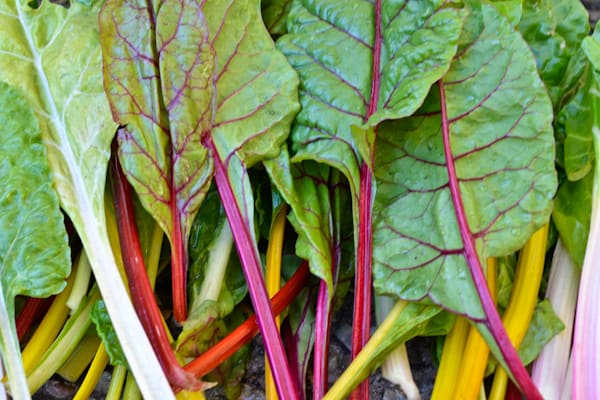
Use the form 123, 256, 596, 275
351, 0, 382, 398
16, 297, 53, 342
111, 146, 203, 392
184, 262, 310, 378
438, 82, 542, 399
203, 135, 299, 400
313, 281, 332, 398
171, 199, 188, 323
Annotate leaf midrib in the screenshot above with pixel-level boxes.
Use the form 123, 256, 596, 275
15, 1, 96, 222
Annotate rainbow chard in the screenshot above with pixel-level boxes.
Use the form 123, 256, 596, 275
99, 0, 214, 324
100, 0, 299, 397
372, 3, 556, 398
276, 1, 465, 396
0, 1, 172, 398
0, 82, 70, 400
573, 25, 600, 399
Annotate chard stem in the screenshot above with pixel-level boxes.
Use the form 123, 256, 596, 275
431, 317, 469, 400
203, 135, 298, 400
21, 265, 77, 374
265, 205, 288, 400
439, 82, 542, 399
453, 258, 497, 399
73, 344, 108, 400
111, 150, 204, 392
16, 297, 52, 342
184, 262, 310, 379
351, 0, 383, 396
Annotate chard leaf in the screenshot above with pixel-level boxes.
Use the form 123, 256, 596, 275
555, 53, 594, 181
373, 2, 555, 318
518, 299, 565, 365
266, 153, 334, 287
276, 0, 465, 289
552, 172, 593, 267
0, 81, 70, 399
262, 0, 292, 35
372, 3, 555, 391
518, 0, 590, 107
200, 0, 300, 392
100, 0, 214, 321
0, 1, 172, 397
90, 300, 127, 368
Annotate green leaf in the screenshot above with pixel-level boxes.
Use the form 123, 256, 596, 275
278, 0, 466, 202
553, 169, 593, 268
100, 0, 214, 318
266, 153, 335, 287
372, 3, 556, 319
90, 300, 127, 367
518, 0, 590, 107
555, 52, 594, 181
205, 0, 300, 232
262, 0, 292, 35
273, 0, 465, 293
518, 299, 565, 365
0, 81, 70, 400
0, 1, 172, 396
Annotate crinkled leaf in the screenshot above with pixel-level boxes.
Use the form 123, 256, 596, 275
518, 299, 565, 365
488, 0, 523, 25
0, 81, 70, 304
205, 0, 299, 234
100, 0, 214, 283
262, 0, 292, 35
518, 0, 589, 107
266, 153, 335, 287
0, 81, 70, 398
372, 2, 556, 321
552, 172, 593, 267
278, 0, 466, 204
0, 1, 171, 395
91, 300, 127, 367
555, 53, 594, 181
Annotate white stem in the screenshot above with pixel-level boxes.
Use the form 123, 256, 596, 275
561, 353, 574, 400
376, 295, 420, 400
573, 124, 600, 399
0, 290, 30, 400
66, 250, 92, 312
531, 240, 579, 399
381, 344, 420, 400
82, 226, 174, 399
197, 223, 234, 303
0, 358, 6, 400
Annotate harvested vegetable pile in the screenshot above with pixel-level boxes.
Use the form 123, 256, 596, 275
0, 0, 597, 399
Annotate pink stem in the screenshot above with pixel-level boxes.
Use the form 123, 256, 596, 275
203, 135, 299, 400
439, 82, 542, 399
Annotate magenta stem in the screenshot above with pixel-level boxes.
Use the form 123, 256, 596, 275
439, 82, 542, 399
203, 135, 298, 400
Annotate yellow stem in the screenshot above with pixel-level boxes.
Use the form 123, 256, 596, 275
488, 224, 549, 400
57, 334, 101, 382
324, 301, 408, 400
453, 258, 498, 400
73, 344, 109, 400
430, 317, 470, 400
107, 365, 127, 400
22, 261, 78, 373
265, 205, 288, 400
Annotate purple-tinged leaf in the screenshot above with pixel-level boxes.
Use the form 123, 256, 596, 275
372, 4, 556, 397
100, 0, 214, 322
